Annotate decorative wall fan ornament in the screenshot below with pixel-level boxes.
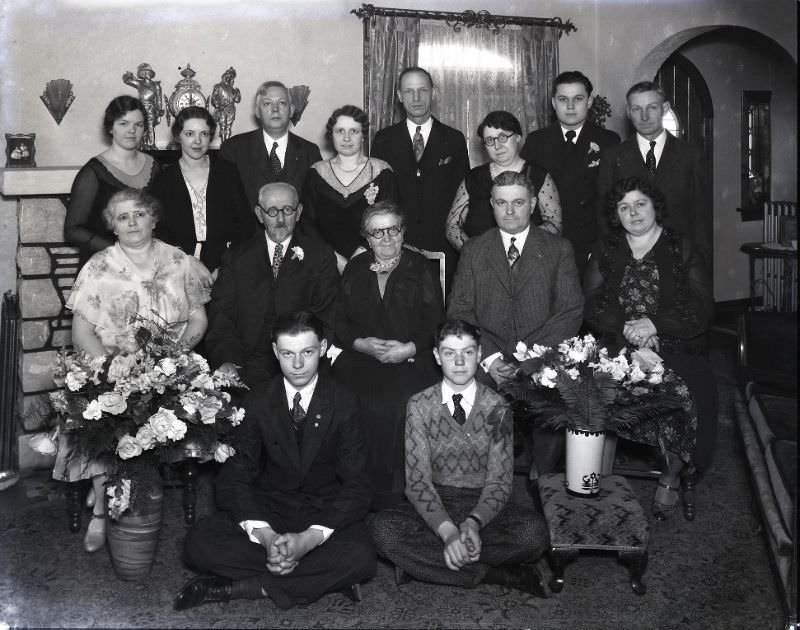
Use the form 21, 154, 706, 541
40, 79, 76, 125
289, 85, 311, 126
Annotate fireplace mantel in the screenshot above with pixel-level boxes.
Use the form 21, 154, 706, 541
0, 167, 80, 197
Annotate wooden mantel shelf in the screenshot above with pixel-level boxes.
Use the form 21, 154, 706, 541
0, 166, 81, 196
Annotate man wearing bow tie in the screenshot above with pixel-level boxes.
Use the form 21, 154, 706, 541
447, 171, 583, 481
204, 182, 338, 389
371, 319, 549, 596
176, 311, 375, 610
371, 67, 470, 288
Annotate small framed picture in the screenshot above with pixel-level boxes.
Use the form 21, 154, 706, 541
5, 133, 36, 168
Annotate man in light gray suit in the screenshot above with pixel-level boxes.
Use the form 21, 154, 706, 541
447, 170, 584, 480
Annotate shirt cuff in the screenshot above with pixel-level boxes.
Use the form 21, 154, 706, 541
480, 352, 503, 373
240, 520, 271, 544
309, 524, 334, 545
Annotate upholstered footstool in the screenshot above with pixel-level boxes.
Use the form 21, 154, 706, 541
538, 472, 650, 595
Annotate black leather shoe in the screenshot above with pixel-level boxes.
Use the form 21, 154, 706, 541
342, 583, 362, 602
488, 564, 548, 598
173, 576, 233, 610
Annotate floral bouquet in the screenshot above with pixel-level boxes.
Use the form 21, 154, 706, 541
502, 334, 683, 434
36, 316, 247, 519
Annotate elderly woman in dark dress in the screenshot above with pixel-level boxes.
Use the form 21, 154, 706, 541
583, 177, 717, 520
446, 110, 562, 251
302, 105, 397, 273
64, 96, 159, 267
333, 201, 444, 509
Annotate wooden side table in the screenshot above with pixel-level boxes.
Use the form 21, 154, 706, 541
538, 472, 650, 595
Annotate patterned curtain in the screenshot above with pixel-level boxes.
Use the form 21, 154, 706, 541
364, 15, 420, 149
419, 21, 560, 166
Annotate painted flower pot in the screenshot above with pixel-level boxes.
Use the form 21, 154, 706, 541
107, 488, 164, 581
565, 428, 606, 497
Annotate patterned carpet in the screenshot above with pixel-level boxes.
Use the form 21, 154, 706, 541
0, 345, 786, 629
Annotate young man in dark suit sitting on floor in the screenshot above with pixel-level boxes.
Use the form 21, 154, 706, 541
175, 311, 375, 610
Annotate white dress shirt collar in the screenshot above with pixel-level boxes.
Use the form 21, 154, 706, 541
282, 374, 319, 412
441, 379, 477, 416
262, 130, 289, 168
406, 117, 433, 146
499, 225, 531, 256
636, 130, 667, 166
560, 123, 585, 143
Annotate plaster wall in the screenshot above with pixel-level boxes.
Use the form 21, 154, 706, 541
0, 0, 797, 300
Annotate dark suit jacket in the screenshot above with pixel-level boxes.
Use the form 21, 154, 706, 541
204, 231, 339, 387
215, 374, 371, 532
521, 122, 620, 270
596, 133, 711, 262
219, 129, 322, 207
447, 227, 584, 358
371, 118, 469, 278
150, 156, 255, 271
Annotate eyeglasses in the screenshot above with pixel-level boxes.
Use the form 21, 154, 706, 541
366, 225, 402, 239
257, 204, 298, 217
483, 133, 514, 147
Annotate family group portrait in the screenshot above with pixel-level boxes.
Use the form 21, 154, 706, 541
0, 1, 796, 629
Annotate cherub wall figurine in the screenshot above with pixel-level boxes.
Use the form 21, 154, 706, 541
210, 67, 241, 143
122, 63, 164, 150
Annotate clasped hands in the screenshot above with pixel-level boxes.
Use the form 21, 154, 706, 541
439, 519, 481, 571
623, 317, 660, 351
354, 337, 416, 364
253, 526, 322, 575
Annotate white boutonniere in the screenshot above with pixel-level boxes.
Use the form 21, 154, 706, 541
588, 159, 600, 168
364, 182, 380, 205
291, 246, 304, 261
588, 142, 601, 154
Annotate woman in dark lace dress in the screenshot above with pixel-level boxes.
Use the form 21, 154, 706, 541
302, 105, 397, 273
584, 177, 717, 521
64, 96, 160, 267
445, 110, 561, 251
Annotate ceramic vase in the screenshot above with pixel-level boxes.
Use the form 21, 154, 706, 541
565, 428, 606, 497
106, 487, 164, 581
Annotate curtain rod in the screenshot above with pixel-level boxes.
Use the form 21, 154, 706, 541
350, 3, 577, 37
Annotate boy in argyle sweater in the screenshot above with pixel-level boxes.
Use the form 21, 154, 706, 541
370, 320, 549, 595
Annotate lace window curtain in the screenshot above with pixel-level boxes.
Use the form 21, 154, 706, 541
364, 15, 420, 148
419, 21, 559, 166
363, 16, 559, 166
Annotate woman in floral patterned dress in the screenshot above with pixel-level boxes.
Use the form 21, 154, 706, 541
584, 176, 717, 521
53, 188, 211, 552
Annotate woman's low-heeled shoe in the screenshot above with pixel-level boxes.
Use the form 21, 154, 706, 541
84, 514, 106, 553
653, 481, 680, 521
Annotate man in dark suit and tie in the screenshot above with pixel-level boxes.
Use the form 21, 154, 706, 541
371, 67, 470, 286
448, 171, 584, 481
219, 80, 322, 208
204, 182, 338, 389
521, 71, 621, 276
175, 311, 375, 610
597, 81, 712, 263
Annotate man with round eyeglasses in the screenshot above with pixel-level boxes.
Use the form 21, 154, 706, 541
205, 182, 339, 388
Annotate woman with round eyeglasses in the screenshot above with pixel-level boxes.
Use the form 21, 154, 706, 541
302, 104, 398, 273
333, 201, 444, 510
584, 177, 716, 521
150, 106, 252, 275
446, 110, 562, 251
65, 96, 160, 268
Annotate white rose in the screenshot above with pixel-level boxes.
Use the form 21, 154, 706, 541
97, 391, 127, 415
82, 399, 103, 420
629, 363, 646, 384
540, 367, 558, 388
214, 443, 236, 463
166, 418, 187, 441
180, 392, 199, 416
198, 398, 223, 424
191, 373, 214, 390
108, 354, 138, 382
566, 368, 580, 380
135, 424, 157, 450
156, 357, 177, 376
513, 341, 530, 361
148, 407, 178, 442
116, 434, 143, 460
228, 407, 245, 427
65, 370, 88, 392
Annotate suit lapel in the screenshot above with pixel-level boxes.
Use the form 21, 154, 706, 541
514, 229, 546, 293
299, 376, 333, 478
248, 130, 273, 182
284, 133, 301, 182
486, 230, 513, 294
249, 235, 275, 312
266, 379, 302, 471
